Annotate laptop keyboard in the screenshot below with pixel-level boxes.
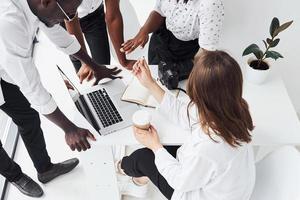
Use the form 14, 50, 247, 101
87, 89, 123, 128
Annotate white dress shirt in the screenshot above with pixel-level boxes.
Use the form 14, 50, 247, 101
0, 0, 81, 114
77, 0, 103, 18
154, 0, 224, 51
155, 93, 256, 200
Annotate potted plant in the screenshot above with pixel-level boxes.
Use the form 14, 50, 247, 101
242, 17, 293, 84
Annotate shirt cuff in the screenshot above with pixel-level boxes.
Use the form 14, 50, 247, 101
32, 97, 57, 115
153, 9, 164, 17
156, 91, 172, 113
57, 35, 81, 55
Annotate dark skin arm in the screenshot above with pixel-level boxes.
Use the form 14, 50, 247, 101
45, 107, 96, 152
64, 17, 122, 84
121, 11, 165, 54
105, 0, 136, 70
64, 16, 94, 82
72, 48, 122, 85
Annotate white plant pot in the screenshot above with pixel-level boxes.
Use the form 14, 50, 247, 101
245, 58, 270, 85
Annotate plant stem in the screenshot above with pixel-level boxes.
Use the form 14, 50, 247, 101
258, 36, 274, 68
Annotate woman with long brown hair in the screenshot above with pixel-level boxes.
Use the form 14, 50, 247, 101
117, 51, 255, 200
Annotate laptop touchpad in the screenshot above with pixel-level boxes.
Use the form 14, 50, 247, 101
113, 94, 132, 109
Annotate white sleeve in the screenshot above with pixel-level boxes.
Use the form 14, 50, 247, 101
199, 0, 224, 51
39, 23, 81, 55
0, 20, 57, 114
154, 147, 215, 192
154, 0, 165, 17
156, 92, 198, 130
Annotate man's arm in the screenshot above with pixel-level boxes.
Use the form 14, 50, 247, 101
0, 21, 95, 152
40, 23, 122, 84
64, 15, 87, 53
105, 0, 135, 70
45, 107, 96, 151
64, 16, 94, 81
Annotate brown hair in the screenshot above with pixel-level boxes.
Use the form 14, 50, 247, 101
187, 50, 254, 147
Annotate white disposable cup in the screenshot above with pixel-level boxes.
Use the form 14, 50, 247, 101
132, 110, 152, 130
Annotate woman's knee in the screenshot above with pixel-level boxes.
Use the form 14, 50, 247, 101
121, 148, 155, 176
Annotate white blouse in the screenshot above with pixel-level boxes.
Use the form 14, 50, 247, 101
77, 0, 103, 18
155, 92, 255, 200
154, 0, 224, 51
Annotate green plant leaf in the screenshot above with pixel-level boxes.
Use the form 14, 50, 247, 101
273, 20, 293, 37
263, 40, 268, 49
270, 17, 280, 37
270, 38, 280, 48
242, 44, 263, 59
254, 50, 264, 60
266, 38, 273, 45
265, 51, 284, 60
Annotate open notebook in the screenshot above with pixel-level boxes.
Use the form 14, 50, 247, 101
121, 77, 179, 108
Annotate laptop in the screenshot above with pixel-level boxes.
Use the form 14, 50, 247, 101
57, 65, 139, 136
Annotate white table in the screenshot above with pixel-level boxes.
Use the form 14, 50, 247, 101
32, 33, 300, 147
45, 65, 300, 147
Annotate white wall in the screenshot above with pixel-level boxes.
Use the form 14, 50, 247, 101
118, 0, 300, 115
219, 0, 300, 114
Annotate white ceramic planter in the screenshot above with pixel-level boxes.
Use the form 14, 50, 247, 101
245, 58, 270, 85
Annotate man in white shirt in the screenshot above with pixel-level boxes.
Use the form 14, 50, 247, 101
62, 0, 136, 84
0, 0, 121, 197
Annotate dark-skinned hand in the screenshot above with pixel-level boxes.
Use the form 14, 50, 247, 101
120, 29, 149, 55
77, 64, 122, 85
65, 126, 96, 152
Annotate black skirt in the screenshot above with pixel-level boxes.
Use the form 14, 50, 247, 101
148, 23, 200, 64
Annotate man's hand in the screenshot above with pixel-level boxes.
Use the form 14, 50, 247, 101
77, 64, 94, 83
77, 63, 122, 85
120, 29, 149, 55
121, 59, 137, 70
65, 126, 96, 152
45, 108, 96, 152
64, 80, 74, 90
93, 66, 122, 85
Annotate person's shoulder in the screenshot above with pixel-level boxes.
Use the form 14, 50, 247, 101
192, 134, 248, 163
198, 0, 224, 9
0, 18, 26, 37
0, 17, 28, 50
0, 2, 26, 33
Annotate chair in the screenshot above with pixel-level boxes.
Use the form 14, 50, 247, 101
250, 146, 300, 200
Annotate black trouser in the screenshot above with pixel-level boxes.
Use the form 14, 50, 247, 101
0, 80, 52, 182
148, 23, 200, 65
65, 5, 111, 72
121, 146, 180, 200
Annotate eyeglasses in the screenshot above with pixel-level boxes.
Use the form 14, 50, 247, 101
56, 1, 77, 22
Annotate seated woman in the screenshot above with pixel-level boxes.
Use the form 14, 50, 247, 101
117, 51, 256, 200
120, 0, 224, 64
